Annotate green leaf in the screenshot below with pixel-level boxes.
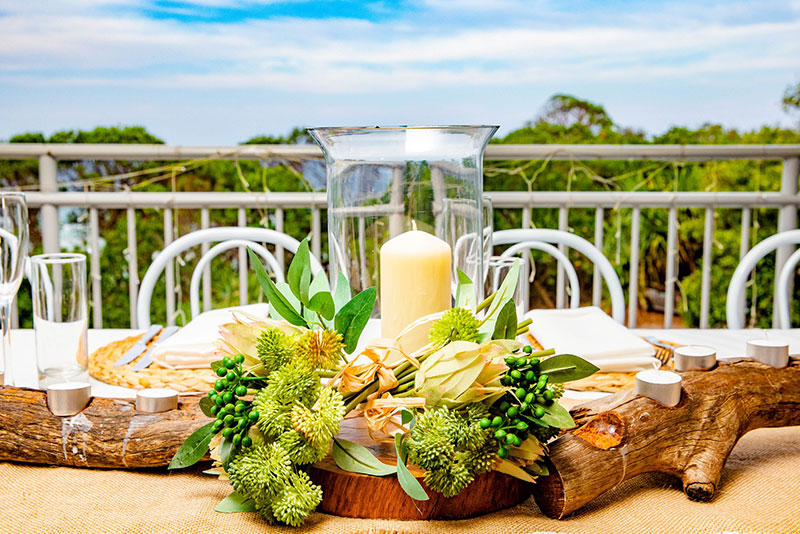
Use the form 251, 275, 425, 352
287, 239, 312, 305
219, 437, 237, 469
215, 491, 257, 513
454, 269, 476, 310
492, 299, 518, 340
400, 409, 415, 428
537, 354, 599, 383
309, 269, 331, 297
199, 396, 215, 418
479, 260, 520, 337
334, 287, 376, 354
332, 438, 397, 476
308, 291, 336, 321
210, 360, 224, 373
249, 248, 307, 327
541, 401, 576, 429
394, 433, 429, 501
168, 421, 215, 469
332, 272, 352, 311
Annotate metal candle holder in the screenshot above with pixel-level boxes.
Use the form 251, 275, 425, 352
635, 369, 682, 407
46, 382, 91, 416
673, 345, 717, 372
746, 339, 789, 368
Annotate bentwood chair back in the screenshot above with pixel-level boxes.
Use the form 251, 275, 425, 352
726, 229, 800, 329
492, 228, 625, 324
136, 227, 322, 328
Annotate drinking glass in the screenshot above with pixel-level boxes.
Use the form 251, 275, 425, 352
0, 193, 28, 386
485, 256, 526, 318
440, 197, 483, 296
30, 253, 89, 388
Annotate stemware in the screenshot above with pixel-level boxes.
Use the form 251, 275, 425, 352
0, 193, 29, 385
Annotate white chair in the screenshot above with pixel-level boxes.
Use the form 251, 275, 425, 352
492, 229, 625, 324
136, 227, 323, 328
726, 229, 800, 329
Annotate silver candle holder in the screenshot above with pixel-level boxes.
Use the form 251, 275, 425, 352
635, 369, 682, 407
746, 339, 789, 368
47, 382, 91, 416
136, 388, 178, 413
673, 345, 717, 372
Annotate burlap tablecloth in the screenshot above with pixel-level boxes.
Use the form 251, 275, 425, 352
2, 427, 799, 534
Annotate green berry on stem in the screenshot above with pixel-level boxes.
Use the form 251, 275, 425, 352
222, 427, 233, 439
529, 357, 540, 366
525, 370, 535, 381
223, 358, 235, 369
479, 417, 491, 429
497, 447, 509, 459
507, 406, 518, 418
235, 403, 245, 414
234, 354, 245, 364
210, 405, 219, 416
520, 401, 529, 412
224, 403, 235, 414
495, 429, 507, 439
242, 436, 252, 447
222, 391, 234, 404
505, 356, 517, 366
214, 380, 225, 392
505, 433, 516, 444
514, 387, 526, 399
491, 416, 503, 427
216, 367, 227, 378
516, 421, 528, 431
235, 385, 247, 397
513, 435, 523, 447
212, 420, 223, 432
510, 370, 522, 380
534, 406, 545, 418
248, 410, 259, 421
522, 345, 533, 354
223, 414, 234, 426
543, 389, 555, 401
524, 392, 535, 404
232, 434, 242, 446
225, 371, 237, 382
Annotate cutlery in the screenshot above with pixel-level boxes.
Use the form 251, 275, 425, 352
644, 335, 675, 366
113, 324, 163, 366
132, 326, 179, 371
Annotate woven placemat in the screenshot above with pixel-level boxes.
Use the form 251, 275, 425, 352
89, 330, 216, 392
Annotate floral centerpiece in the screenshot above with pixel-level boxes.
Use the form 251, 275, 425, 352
169, 240, 597, 526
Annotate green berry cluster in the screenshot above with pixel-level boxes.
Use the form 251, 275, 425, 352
207, 354, 259, 448
479, 345, 557, 459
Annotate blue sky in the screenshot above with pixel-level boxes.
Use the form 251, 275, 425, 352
0, 0, 799, 144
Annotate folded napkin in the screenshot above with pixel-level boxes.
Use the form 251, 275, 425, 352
525, 306, 660, 372
150, 304, 269, 369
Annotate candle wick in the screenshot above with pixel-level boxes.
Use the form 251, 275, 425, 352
411, 220, 417, 231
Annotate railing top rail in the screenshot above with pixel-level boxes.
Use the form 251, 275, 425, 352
1, 143, 800, 161
21, 190, 800, 209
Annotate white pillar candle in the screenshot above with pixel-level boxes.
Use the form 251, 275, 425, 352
674, 345, 717, 372
380, 230, 451, 352
47, 382, 91, 416
746, 339, 789, 368
635, 369, 682, 407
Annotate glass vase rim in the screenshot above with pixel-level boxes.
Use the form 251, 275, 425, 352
30, 252, 86, 265
307, 124, 499, 133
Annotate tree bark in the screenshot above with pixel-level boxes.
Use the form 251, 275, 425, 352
532, 358, 800, 518
0, 386, 206, 468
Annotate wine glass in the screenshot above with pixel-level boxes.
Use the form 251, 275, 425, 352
0, 193, 29, 386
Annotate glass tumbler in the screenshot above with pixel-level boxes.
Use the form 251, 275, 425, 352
30, 253, 89, 387
310, 125, 497, 319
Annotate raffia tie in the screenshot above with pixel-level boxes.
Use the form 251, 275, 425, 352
363, 392, 426, 439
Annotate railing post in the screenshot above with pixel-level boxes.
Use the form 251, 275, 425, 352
38, 154, 60, 253
774, 157, 800, 327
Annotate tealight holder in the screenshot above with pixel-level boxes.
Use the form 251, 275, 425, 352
47, 382, 91, 416
635, 369, 682, 407
673, 345, 717, 372
746, 339, 789, 368
136, 388, 178, 413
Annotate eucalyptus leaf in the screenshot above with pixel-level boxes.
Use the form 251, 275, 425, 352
492, 299, 518, 340
249, 248, 307, 327
334, 287, 376, 354
400, 409, 415, 427
168, 421, 215, 469
215, 491, 257, 513
541, 401, 576, 429
394, 433, 429, 501
309, 291, 336, 321
332, 438, 397, 476
287, 239, 312, 305
199, 396, 215, 418
309, 269, 331, 298
538, 354, 599, 383
454, 269, 476, 310
479, 260, 520, 337
332, 272, 352, 311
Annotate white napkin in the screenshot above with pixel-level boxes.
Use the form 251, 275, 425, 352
150, 304, 269, 369
526, 306, 660, 372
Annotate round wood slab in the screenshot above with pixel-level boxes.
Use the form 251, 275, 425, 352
308, 417, 533, 520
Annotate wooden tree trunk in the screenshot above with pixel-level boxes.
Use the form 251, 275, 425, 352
532, 358, 800, 519
0, 386, 206, 468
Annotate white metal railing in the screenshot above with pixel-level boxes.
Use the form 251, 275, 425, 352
2, 143, 799, 330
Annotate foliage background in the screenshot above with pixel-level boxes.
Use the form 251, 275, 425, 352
2, 92, 799, 329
